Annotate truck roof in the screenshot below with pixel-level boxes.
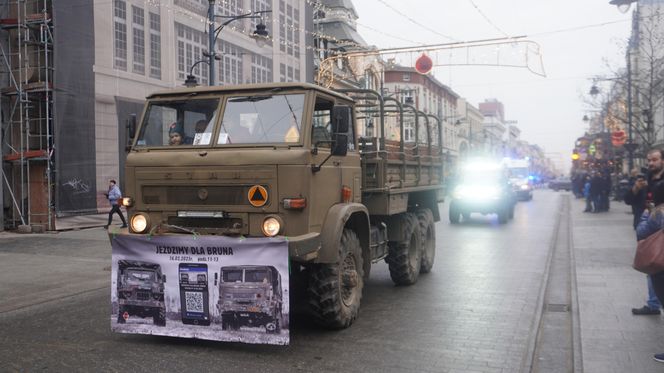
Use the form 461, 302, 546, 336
221, 265, 277, 271
147, 82, 353, 102
118, 260, 161, 271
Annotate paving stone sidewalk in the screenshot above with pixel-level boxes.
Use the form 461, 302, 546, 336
571, 197, 664, 372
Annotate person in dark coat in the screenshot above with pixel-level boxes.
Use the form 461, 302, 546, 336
589, 171, 603, 213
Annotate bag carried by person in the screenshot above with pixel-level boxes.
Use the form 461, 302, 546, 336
633, 229, 664, 274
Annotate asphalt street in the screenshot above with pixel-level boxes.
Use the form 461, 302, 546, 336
1, 190, 660, 372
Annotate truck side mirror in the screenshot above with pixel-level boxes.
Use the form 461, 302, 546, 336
125, 114, 137, 152
331, 106, 351, 156
162, 275, 167, 282
214, 272, 218, 286
331, 106, 350, 134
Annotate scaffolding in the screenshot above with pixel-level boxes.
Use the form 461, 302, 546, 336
0, 0, 53, 230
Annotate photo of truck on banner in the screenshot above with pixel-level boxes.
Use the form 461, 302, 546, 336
110, 233, 289, 346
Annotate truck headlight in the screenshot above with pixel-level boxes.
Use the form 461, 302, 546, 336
261, 216, 282, 237
120, 197, 134, 207
130, 213, 150, 233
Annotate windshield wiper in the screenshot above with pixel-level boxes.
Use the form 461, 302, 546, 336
228, 95, 273, 103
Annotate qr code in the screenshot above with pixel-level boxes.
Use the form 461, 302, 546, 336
185, 291, 204, 313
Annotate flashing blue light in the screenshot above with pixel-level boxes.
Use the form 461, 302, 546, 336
528, 175, 535, 181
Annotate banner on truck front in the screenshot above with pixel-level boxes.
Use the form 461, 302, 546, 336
110, 234, 289, 345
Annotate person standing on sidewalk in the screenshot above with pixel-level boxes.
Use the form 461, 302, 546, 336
634, 171, 664, 363
627, 149, 664, 315
105, 179, 127, 229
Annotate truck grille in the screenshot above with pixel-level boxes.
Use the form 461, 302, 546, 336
232, 292, 255, 299
142, 186, 255, 206
167, 216, 243, 229
136, 290, 151, 300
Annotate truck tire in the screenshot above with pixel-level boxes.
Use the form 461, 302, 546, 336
449, 203, 461, 224
386, 213, 422, 285
498, 206, 509, 224
417, 209, 436, 274
307, 228, 364, 329
153, 308, 166, 326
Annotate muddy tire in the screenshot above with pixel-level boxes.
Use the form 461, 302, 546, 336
307, 229, 364, 329
153, 308, 166, 326
386, 213, 422, 285
417, 209, 436, 274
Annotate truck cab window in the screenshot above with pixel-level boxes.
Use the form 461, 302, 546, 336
312, 98, 333, 148
135, 98, 219, 147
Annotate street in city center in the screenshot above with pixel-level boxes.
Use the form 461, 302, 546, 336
2, 190, 662, 373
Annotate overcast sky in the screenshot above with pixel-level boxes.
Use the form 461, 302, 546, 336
351, 0, 633, 172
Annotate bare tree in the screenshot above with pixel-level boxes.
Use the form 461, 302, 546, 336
590, 6, 664, 151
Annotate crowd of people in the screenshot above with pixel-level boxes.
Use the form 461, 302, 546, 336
571, 169, 620, 213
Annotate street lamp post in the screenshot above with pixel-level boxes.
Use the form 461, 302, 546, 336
195, 1, 271, 86
626, 45, 634, 170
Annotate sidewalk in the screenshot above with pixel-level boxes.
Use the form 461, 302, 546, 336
571, 197, 664, 372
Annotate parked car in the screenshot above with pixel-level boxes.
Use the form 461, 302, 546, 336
549, 177, 572, 191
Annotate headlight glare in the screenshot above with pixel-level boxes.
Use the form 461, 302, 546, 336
120, 197, 134, 207
130, 213, 149, 233
261, 216, 282, 237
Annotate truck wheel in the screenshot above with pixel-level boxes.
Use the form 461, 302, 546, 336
153, 308, 166, 326
498, 207, 509, 224
417, 209, 436, 274
307, 228, 364, 329
449, 203, 461, 224
386, 213, 422, 285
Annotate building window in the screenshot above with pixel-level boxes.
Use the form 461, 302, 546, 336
149, 12, 161, 79
279, 12, 286, 53
132, 6, 145, 75
218, 41, 243, 85
219, 0, 243, 17
250, 0, 270, 29
402, 73, 410, 82
113, 0, 127, 71
279, 63, 286, 82
175, 23, 208, 85
404, 121, 415, 143
251, 54, 272, 83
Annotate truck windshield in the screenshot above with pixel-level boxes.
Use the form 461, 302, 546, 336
135, 98, 219, 147
509, 167, 529, 178
126, 269, 156, 281
244, 269, 269, 283
217, 94, 304, 145
223, 270, 243, 283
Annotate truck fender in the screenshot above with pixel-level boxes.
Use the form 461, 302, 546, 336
317, 203, 371, 277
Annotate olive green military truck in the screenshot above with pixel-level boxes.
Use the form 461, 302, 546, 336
119, 82, 443, 329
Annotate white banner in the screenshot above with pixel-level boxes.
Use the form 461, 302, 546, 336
110, 234, 289, 345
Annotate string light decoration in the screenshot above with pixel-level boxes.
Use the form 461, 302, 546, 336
316, 37, 546, 88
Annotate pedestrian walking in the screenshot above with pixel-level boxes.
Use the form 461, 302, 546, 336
105, 179, 127, 229
627, 149, 664, 316
583, 176, 592, 212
